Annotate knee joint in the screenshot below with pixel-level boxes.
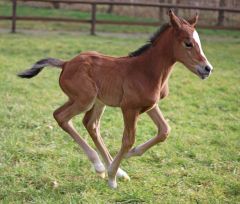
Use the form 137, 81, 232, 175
53, 111, 66, 128
53, 111, 61, 124
82, 116, 89, 129
122, 138, 135, 151
157, 125, 171, 142
82, 118, 99, 139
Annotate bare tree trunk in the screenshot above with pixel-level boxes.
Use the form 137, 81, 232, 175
107, 0, 114, 14
217, 0, 225, 26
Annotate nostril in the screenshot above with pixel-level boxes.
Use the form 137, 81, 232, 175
205, 65, 211, 73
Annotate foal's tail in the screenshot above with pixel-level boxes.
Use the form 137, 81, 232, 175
17, 58, 65, 79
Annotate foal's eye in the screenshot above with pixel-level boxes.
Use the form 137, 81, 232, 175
185, 42, 193, 48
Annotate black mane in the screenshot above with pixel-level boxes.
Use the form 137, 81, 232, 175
129, 23, 171, 57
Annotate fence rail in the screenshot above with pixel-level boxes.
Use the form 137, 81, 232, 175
0, 0, 240, 35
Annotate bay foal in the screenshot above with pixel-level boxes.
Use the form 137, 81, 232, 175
18, 10, 213, 188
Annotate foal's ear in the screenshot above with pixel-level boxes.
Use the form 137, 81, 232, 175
188, 13, 199, 27
168, 9, 182, 30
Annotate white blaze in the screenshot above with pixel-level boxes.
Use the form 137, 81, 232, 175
193, 30, 206, 58
193, 30, 213, 71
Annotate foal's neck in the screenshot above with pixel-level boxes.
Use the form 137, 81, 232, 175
140, 27, 176, 86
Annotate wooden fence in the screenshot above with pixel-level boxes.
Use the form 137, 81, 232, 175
1, 0, 240, 35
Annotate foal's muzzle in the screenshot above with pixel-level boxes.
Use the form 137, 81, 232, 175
196, 63, 213, 80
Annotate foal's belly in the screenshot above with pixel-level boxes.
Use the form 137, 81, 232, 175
95, 78, 123, 107
91, 69, 125, 107
97, 95, 121, 107
96, 86, 122, 107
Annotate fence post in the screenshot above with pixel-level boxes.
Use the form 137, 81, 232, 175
217, 0, 225, 26
175, 0, 180, 16
11, 0, 17, 33
158, 0, 164, 22
91, 3, 96, 35
107, 0, 114, 14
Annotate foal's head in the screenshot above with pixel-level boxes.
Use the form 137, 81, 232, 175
169, 10, 213, 79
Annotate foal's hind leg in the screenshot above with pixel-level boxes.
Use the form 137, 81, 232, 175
53, 100, 105, 176
83, 101, 130, 180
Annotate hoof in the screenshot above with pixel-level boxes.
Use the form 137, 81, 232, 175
108, 179, 117, 189
117, 168, 130, 181
97, 171, 106, 179
94, 162, 105, 178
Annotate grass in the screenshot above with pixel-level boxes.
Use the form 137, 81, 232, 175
0, 28, 239, 203
0, 3, 240, 204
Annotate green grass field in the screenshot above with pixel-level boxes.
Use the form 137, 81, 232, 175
0, 28, 239, 203
0, 3, 240, 204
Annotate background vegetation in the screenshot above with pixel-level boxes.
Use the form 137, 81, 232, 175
0, 3, 240, 204
0, 2, 157, 34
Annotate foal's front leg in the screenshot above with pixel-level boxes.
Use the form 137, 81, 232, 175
125, 105, 170, 158
108, 108, 139, 188
83, 101, 130, 180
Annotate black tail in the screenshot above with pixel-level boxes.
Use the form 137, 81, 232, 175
17, 58, 65, 79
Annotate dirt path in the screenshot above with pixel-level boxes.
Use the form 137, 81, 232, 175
0, 28, 149, 39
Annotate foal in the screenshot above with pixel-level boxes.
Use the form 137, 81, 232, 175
18, 10, 213, 188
